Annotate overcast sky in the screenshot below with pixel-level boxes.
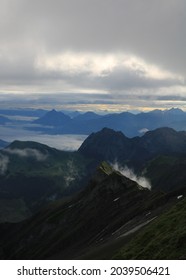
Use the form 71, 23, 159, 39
0, 0, 186, 112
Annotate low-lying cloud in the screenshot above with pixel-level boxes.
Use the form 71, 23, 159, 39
64, 160, 80, 187
0, 124, 87, 151
5, 148, 48, 161
0, 154, 9, 174
112, 163, 151, 190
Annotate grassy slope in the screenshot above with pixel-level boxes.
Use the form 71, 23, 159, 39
114, 197, 186, 259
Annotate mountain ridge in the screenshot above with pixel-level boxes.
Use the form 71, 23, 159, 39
30, 108, 186, 137
79, 127, 186, 163
0, 161, 171, 260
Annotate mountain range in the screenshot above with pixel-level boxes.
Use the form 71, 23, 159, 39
1, 107, 186, 138
0, 126, 186, 259
79, 127, 186, 172
29, 108, 186, 137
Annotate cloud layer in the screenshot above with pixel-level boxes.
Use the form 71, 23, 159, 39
0, 0, 186, 111
0, 154, 9, 174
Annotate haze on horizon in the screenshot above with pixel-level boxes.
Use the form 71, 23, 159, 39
0, 0, 186, 112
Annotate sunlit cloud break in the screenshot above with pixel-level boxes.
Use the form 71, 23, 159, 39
36, 51, 182, 82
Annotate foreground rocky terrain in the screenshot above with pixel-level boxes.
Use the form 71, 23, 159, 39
0, 127, 185, 259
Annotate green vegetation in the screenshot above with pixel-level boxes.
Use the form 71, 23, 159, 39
99, 161, 114, 175
114, 198, 186, 259
0, 141, 91, 214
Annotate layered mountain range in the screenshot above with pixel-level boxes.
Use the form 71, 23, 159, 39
0, 127, 186, 259
30, 108, 186, 137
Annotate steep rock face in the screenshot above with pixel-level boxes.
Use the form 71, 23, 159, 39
0, 162, 169, 260
78, 127, 133, 162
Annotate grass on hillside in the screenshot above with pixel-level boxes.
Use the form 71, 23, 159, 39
113, 197, 186, 259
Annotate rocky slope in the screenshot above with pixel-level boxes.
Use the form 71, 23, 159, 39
0, 162, 177, 260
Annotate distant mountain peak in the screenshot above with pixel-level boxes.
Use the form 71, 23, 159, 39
33, 109, 71, 126
74, 111, 101, 121
48, 109, 62, 116
78, 127, 132, 161
166, 107, 184, 114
